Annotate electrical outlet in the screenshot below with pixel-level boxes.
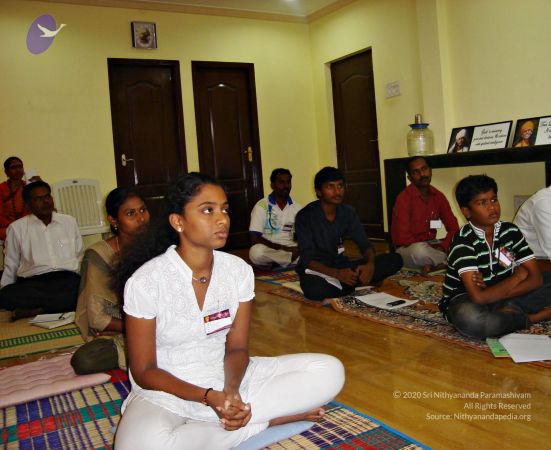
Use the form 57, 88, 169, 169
385, 81, 401, 98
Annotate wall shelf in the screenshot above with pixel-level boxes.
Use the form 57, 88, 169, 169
383, 145, 551, 235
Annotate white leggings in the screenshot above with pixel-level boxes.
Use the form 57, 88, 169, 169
115, 353, 344, 450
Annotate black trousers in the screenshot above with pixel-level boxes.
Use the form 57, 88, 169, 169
0, 270, 80, 313
298, 253, 403, 301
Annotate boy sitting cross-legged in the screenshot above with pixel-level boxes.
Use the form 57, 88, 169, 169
439, 175, 551, 339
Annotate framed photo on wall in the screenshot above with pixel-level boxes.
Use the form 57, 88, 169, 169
512, 116, 551, 147
131, 21, 157, 49
447, 121, 512, 153
447, 126, 474, 153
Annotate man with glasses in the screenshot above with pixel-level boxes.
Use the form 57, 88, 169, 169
0, 181, 83, 320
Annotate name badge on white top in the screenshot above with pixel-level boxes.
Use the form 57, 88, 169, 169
204, 309, 232, 335
430, 219, 442, 229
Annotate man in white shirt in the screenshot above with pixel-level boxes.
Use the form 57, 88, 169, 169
514, 186, 551, 272
0, 181, 83, 319
249, 168, 301, 268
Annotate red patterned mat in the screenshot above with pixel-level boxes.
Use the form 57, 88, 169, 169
0, 369, 129, 450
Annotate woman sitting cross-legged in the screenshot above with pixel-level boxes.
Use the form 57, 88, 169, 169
114, 173, 345, 450
71, 187, 150, 374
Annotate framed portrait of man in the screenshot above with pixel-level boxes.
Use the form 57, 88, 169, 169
447, 127, 474, 153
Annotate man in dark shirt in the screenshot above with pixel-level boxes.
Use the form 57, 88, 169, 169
440, 175, 551, 339
295, 167, 402, 301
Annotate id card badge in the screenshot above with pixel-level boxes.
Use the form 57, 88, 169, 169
430, 219, 442, 229
495, 246, 514, 268
204, 309, 232, 335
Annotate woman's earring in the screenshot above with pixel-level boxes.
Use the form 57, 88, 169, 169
114, 225, 118, 231
177, 227, 182, 232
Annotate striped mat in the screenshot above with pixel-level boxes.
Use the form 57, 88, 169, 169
0, 370, 428, 450
0, 321, 84, 360
0, 369, 129, 450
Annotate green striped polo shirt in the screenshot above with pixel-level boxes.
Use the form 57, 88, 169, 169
439, 221, 534, 318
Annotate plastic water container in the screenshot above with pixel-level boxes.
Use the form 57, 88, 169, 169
407, 114, 434, 156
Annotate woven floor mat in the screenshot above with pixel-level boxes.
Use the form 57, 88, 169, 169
0, 369, 129, 450
1, 378, 429, 450
0, 319, 84, 360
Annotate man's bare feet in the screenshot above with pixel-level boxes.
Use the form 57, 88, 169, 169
269, 407, 325, 427
420, 265, 432, 276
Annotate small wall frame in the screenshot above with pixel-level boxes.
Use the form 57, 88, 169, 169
131, 22, 157, 49
512, 116, 551, 147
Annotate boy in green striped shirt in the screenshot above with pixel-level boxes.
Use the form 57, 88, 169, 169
439, 175, 551, 339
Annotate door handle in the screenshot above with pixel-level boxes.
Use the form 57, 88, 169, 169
121, 153, 135, 167
245, 146, 253, 162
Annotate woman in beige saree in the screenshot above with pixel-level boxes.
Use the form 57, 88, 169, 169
71, 187, 150, 374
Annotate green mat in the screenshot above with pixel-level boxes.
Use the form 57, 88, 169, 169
0, 320, 83, 360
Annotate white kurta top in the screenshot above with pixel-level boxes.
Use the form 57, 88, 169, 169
122, 246, 277, 421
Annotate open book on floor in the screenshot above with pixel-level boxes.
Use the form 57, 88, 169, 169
29, 311, 75, 329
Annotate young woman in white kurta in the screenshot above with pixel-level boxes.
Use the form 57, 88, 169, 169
115, 173, 344, 450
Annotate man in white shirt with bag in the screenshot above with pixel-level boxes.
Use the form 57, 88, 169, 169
0, 180, 83, 319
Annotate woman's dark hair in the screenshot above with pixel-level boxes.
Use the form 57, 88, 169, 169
105, 187, 145, 234
455, 174, 498, 208
4, 156, 23, 171
115, 172, 222, 297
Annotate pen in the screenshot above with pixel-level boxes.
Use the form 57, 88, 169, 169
58, 313, 66, 320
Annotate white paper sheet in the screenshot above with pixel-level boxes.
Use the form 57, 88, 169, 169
498, 333, 551, 363
305, 269, 342, 289
354, 292, 417, 310
29, 312, 74, 323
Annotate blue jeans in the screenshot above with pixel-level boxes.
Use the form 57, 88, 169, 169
446, 271, 551, 339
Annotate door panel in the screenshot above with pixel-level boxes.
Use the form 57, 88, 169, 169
108, 59, 187, 218
192, 62, 263, 249
331, 50, 384, 239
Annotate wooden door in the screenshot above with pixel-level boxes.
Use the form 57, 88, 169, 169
192, 62, 263, 249
331, 50, 384, 239
108, 58, 187, 218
